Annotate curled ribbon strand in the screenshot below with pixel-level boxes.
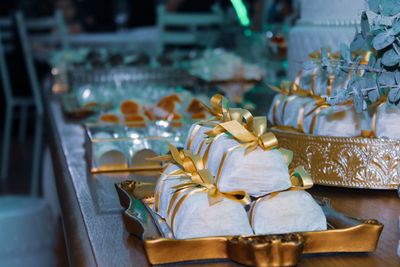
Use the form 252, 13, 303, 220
201, 94, 229, 123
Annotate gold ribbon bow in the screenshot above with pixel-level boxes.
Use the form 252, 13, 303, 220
308, 47, 340, 61
205, 116, 279, 155
154, 142, 251, 229
201, 94, 254, 129
202, 94, 229, 122
152, 142, 251, 207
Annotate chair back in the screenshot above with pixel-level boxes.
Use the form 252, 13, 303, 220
0, 17, 14, 103
21, 9, 69, 50
156, 5, 223, 55
15, 12, 43, 115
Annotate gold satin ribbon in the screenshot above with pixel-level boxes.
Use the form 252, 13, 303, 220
151, 142, 251, 231
279, 148, 293, 166
311, 67, 319, 95
201, 94, 254, 128
297, 99, 315, 133
271, 125, 304, 133
202, 133, 224, 165
268, 82, 314, 98
326, 72, 335, 96
281, 95, 298, 122
202, 94, 229, 122
186, 124, 202, 150
291, 70, 302, 91
369, 94, 388, 138
167, 183, 250, 231
249, 165, 313, 227
308, 47, 336, 61
272, 95, 284, 126
155, 162, 173, 213
205, 117, 279, 155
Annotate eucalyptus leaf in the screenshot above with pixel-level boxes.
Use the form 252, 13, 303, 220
354, 55, 363, 69
388, 87, 400, 103
368, 0, 380, 13
381, 16, 394, 26
367, 54, 376, 68
334, 66, 349, 83
395, 70, 400, 83
336, 89, 350, 103
376, 57, 382, 67
361, 12, 371, 39
368, 88, 380, 102
372, 31, 395, 50
378, 71, 396, 85
389, 20, 400, 35
340, 43, 351, 62
321, 47, 328, 61
370, 26, 384, 35
366, 77, 378, 88
350, 33, 366, 52
302, 60, 317, 70
382, 48, 400, 66
381, 0, 400, 16
353, 93, 364, 113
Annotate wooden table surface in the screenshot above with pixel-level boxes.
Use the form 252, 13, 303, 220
45, 97, 400, 267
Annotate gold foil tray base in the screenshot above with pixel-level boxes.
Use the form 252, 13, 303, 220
115, 181, 383, 266
272, 130, 400, 189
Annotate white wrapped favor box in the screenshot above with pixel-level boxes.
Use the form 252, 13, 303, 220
250, 190, 327, 235
203, 134, 292, 197
167, 190, 253, 239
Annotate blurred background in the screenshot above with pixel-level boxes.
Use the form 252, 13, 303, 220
0, 0, 298, 266
0, 0, 297, 191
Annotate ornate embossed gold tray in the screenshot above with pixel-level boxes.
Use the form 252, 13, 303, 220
272, 130, 400, 190
115, 180, 383, 266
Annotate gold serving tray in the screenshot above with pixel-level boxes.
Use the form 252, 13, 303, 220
272, 130, 400, 190
115, 180, 383, 267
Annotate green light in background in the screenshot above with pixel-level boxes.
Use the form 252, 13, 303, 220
230, 0, 250, 26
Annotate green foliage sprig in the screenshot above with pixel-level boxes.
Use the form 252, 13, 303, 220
302, 0, 400, 112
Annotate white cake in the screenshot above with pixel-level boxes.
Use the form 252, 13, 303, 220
287, 0, 367, 80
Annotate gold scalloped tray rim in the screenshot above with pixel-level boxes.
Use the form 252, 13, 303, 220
115, 181, 383, 266
271, 130, 400, 190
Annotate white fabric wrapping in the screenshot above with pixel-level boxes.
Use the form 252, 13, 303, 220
282, 96, 315, 131
184, 122, 213, 152
205, 135, 292, 197
299, 67, 331, 95
153, 164, 189, 219
374, 103, 400, 139
250, 190, 327, 235
298, 68, 314, 92
268, 94, 298, 127
313, 105, 363, 137
313, 69, 330, 96
302, 100, 318, 134
267, 93, 285, 126
298, 68, 340, 96
169, 191, 253, 239
267, 94, 370, 136
267, 93, 317, 133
